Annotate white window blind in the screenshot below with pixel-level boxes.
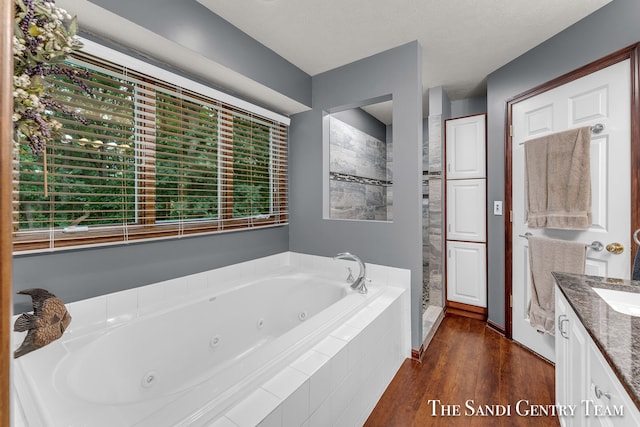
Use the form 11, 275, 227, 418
13, 52, 288, 252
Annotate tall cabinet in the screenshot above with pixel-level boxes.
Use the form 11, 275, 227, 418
444, 114, 487, 319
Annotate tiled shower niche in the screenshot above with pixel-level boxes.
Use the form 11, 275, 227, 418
328, 114, 392, 221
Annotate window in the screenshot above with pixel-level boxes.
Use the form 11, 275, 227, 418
13, 51, 288, 252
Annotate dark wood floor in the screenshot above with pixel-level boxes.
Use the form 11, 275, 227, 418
365, 315, 559, 427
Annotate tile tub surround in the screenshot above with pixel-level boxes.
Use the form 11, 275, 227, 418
217, 286, 407, 427
12, 252, 411, 427
553, 272, 640, 410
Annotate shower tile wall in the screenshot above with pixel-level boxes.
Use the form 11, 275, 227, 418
329, 117, 391, 220
329, 180, 388, 220
422, 129, 429, 311
427, 115, 443, 308
386, 138, 393, 221
422, 185, 429, 310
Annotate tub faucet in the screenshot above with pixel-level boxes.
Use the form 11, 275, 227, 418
334, 252, 368, 294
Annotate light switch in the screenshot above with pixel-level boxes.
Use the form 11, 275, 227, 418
493, 201, 503, 216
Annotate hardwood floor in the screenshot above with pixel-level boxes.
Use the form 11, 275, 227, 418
365, 315, 559, 426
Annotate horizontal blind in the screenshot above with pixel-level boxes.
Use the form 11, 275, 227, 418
218, 109, 288, 229
13, 52, 288, 252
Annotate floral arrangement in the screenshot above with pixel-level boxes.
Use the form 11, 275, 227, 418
13, 0, 91, 155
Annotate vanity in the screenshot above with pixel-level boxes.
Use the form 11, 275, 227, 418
554, 272, 640, 426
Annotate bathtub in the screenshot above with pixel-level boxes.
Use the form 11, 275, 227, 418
13, 252, 410, 427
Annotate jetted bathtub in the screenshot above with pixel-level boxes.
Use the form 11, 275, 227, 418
12, 253, 410, 427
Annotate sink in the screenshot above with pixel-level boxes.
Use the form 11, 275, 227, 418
592, 288, 640, 317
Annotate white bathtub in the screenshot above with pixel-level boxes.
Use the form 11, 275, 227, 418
13, 252, 410, 427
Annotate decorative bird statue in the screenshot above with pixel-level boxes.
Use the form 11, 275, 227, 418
13, 288, 72, 358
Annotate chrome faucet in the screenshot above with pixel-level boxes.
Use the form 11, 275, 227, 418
334, 252, 368, 294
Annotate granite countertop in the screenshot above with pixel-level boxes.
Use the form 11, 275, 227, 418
553, 272, 640, 410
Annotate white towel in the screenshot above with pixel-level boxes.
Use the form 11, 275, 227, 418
525, 126, 592, 229
528, 236, 586, 335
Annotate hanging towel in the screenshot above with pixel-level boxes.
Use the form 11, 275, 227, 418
528, 236, 586, 335
525, 126, 592, 229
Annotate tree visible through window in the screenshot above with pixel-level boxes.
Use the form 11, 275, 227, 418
17, 63, 136, 231
13, 53, 288, 251
233, 116, 272, 218
155, 90, 219, 223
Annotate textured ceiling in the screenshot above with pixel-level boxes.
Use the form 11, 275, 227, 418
197, 0, 611, 101
57, 0, 611, 117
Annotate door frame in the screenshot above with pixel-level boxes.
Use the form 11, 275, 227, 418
443, 113, 489, 321
504, 42, 640, 339
1, 0, 12, 423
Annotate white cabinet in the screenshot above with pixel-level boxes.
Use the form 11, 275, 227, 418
446, 241, 487, 307
556, 289, 640, 426
587, 339, 640, 426
445, 114, 487, 313
445, 114, 486, 179
446, 179, 486, 242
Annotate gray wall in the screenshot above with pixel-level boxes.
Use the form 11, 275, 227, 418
451, 96, 487, 118
428, 86, 451, 119
486, 0, 640, 327
87, 0, 311, 107
13, 228, 288, 313
289, 42, 424, 348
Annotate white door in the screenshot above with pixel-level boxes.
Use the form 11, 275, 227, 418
512, 59, 631, 361
447, 241, 487, 307
446, 114, 486, 179
446, 179, 486, 242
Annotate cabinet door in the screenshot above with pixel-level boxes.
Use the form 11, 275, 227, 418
588, 337, 640, 426
556, 290, 640, 426
445, 114, 486, 179
566, 298, 589, 426
446, 179, 486, 242
446, 241, 486, 307
556, 290, 590, 426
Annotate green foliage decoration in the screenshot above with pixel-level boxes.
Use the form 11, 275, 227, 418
13, 0, 91, 154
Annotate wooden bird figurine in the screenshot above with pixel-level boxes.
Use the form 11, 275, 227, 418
13, 288, 72, 358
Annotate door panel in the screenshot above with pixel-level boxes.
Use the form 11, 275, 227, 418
585, 258, 608, 278
570, 85, 607, 124
590, 134, 608, 230
447, 241, 487, 307
445, 115, 486, 179
524, 104, 554, 136
511, 59, 631, 361
446, 179, 486, 242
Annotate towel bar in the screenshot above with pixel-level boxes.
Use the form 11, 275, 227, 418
518, 233, 604, 252
517, 124, 603, 145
